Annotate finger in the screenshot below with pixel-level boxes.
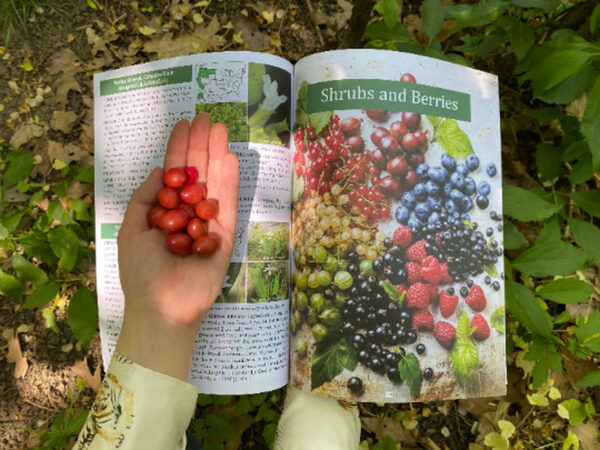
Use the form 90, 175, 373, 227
164, 118, 190, 170
187, 113, 211, 183
214, 152, 239, 239
120, 167, 164, 237
205, 122, 231, 200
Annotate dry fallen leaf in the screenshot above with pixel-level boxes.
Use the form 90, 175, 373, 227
143, 17, 223, 58
56, 74, 82, 108
47, 140, 85, 167
50, 110, 79, 133
49, 48, 80, 76
72, 358, 102, 393
572, 421, 599, 450
10, 123, 44, 147
6, 329, 29, 379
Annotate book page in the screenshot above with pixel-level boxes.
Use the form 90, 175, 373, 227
290, 49, 505, 403
93, 51, 293, 394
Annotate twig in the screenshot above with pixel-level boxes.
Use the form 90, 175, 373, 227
24, 399, 54, 412
304, 0, 325, 48
9, 0, 31, 45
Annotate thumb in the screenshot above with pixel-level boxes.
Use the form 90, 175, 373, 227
120, 167, 164, 237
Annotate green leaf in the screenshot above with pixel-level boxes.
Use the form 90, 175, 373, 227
537, 279, 594, 304
262, 422, 277, 446
503, 221, 526, 250
67, 287, 98, 349
374, 0, 400, 29
48, 226, 80, 272
557, 399, 595, 426
535, 143, 564, 181
573, 311, 600, 353
456, 309, 473, 338
1, 208, 26, 233
381, 279, 404, 304
575, 370, 600, 387
22, 283, 59, 309
475, 27, 507, 58
423, 0, 445, 42
491, 306, 505, 334
4, 150, 34, 188
374, 436, 397, 450
507, 19, 534, 61
505, 280, 552, 338
0, 269, 25, 299
581, 75, 600, 171
512, 239, 587, 277
450, 337, 479, 387
436, 119, 473, 158
398, 353, 422, 396
42, 307, 59, 333
311, 336, 357, 390
12, 254, 48, 287
509, 0, 560, 11
503, 186, 562, 221
569, 155, 594, 185
484, 432, 509, 450
526, 108, 560, 122
591, 4, 600, 35
364, 21, 414, 42
536, 62, 597, 105
568, 218, 600, 263
294, 81, 332, 135
446, 0, 508, 33
205, 413, 234, 441
526, 50, 591, 94
568, 191, 600, 218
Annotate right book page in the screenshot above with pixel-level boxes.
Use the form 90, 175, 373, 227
290, 49, 506, 403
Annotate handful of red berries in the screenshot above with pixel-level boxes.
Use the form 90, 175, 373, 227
147, 166, 218, 256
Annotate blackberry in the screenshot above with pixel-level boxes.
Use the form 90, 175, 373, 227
370, 358, 385, 375
460, 286, 469, 297
423, 368, 434, 381
387, 366, 402, 383
347, 377, 363, 394
416, 343, 426, 355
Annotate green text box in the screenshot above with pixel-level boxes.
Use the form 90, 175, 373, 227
100, 65, 192, 96
308, 79, 471, 121
101, 223, 121, 239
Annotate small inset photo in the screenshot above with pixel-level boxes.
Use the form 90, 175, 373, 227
247, 261, 289, 303
195, 102, 248, 142
247, 221, 289, 261
247, 63, 291, 146
216, 263, 247, 303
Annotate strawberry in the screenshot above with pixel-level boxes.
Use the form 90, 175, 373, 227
466, 284, 487, 312
406, 239, 428, 263
406, 282, 430, 309
405, 262, 421, 284
393, 226, 412, 247
439, 290, 459, 317
433, 321, 456, 349
420, 255, 441, 284
412, 309, 434, 331
439, 262, 453, 284
471, 313, 491, 340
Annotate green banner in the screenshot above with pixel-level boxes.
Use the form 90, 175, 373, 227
100, 65, 192, 96
307, 79, 471, 121
100, 223, 121, 239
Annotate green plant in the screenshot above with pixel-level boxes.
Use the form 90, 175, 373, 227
34, 390, 88, 450
248, 262, 288, 302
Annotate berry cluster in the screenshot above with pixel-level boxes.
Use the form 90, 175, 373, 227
147, 167, 218, 257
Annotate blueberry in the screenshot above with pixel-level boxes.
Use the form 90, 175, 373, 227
486, 227, 493, 237
460, 213, 470, 222
428, 211, 441, 224
427, 196, 443, 209
425, 180, 440, 197
441, 153, 457, 171
450, 172, 465, 189
413, 183, 427, 200
416, 343, 426, 355
423, 368, 434, 381
460, 196, 473, 212
478, 180, 491, 196
484, 275, 492, 284
490, 210, 498, 220
463, 177, 476, 196
487, 163, 497, 177
460, 286, 469, 297
408, 217, 422, 230
428, 167, 447, 185
347, 376, 364, 393
456, 163, 469, 177
395, 206, 410, 224
497, 223, 503, 231
466, 279, 474, 288
444, 199, 459, 214
465, 154, 480, 171
401, 191, 417, 209
492, 281, 501, 291
416, 163, 430, 180
476, 195, 489, 209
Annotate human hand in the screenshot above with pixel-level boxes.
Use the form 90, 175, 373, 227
115, 113, 239, 380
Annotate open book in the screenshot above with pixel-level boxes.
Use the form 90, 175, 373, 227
93, 49, 506, 403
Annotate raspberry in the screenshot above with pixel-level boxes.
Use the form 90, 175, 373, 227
405, 262, 421, 284
471, 313, 491, 340
420, 255, 441, 284
439, 262, 453, 284
439, 290, 459, 318
426, 283, 439, 304
433, 321, 456, 349
466, 284, 487, 312
392, 226, 412, 247
406, 282, 430, 309
395, 283, 407, 296
406, 239, 428, 263
412, 309, 434, 331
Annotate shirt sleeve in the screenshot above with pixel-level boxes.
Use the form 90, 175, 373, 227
274, 385, 361, 450
73, 352, 198, 450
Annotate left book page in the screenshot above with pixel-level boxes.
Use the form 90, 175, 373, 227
93, 51, 293, 394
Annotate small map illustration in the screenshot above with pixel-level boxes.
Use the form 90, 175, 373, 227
196, 64, 247, 102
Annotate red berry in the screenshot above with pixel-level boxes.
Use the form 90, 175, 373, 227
412, 309, 434, 331
402, 169, 418, 189
386, 155, 408, 177
180, 184, 206, 204
389, 120, 408, 139
178, 203, 196, 218
406, 239, 428, 263
183, 167, 197, 185
159, 209, 189, 232
402, 133, 420, 153
405, 262, 421, 285
439, 290, 459, 318
158, 187, 180, 209
378, 176, 402, 199
439, 262, 453, 284
420, 255, 441, 285
195, 199, 218, 220
192, 234, 218, 256
401, 112, 421, 131
466, 285, 487, 312
471, 314, 491, 340
392, 226, 412, 247
187, 217, 208, 239
371, 127, 389, 147
364, 109, 388, 121
339, 117, 362, 136
163, 168, 187, 188
400, 73, 417, 83
166, 233, 193, 256
433, 321, 456, 349
406, 282, 430, 309
147, 205, 167, 228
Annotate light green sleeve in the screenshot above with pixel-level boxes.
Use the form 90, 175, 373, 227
73, 352, 197, 450
274, 385, 361, 450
